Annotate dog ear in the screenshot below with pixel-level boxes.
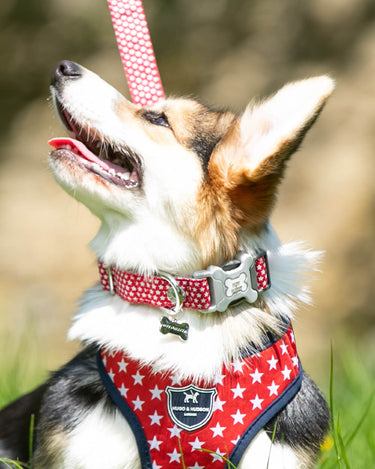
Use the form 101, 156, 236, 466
209, 76, 334, 229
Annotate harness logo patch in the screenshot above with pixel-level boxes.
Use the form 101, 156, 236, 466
166, 384, 217, 431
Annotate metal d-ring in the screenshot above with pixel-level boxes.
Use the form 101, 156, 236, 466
106, 266, 115, 295
160, 273, 186, 315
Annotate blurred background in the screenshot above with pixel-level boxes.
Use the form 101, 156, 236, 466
0, 0, 374, 381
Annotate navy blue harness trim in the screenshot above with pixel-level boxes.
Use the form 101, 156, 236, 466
96, 352, 153, 469
228, 361, 303, 466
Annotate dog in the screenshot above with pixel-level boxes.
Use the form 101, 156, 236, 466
0, 60, 334, 468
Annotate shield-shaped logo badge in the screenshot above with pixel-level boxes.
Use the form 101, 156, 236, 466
166, 384, 217, 431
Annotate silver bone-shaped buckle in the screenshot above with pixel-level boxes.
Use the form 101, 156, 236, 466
193, 251, 266, 313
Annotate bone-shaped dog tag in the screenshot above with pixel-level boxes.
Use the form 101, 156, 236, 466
160, 316, 189, 341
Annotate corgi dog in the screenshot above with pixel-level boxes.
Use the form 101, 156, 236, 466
0, 60, 334, 469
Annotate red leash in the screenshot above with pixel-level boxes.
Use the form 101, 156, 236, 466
107, 0, 165, 106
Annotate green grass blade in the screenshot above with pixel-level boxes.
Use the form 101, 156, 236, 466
266, 421, 278, 468
177, 437, 186, 469
28, 413, 35, 466
344, 390, 374, 448
0, 459, 26, 469
329, 342, 342, 469
336, 416, 351, 469
198, 448, 238, 469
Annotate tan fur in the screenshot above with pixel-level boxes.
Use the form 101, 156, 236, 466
193, 177, 240, 266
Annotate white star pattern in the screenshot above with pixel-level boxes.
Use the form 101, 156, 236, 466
280, 342, 289, 355
281, 365, 292, 380
132, 396, 145, 410
231, 435, 241, 445
250, 394, 264, 410
189, 437, 205, 451
132, 371, 144, 385
168, 425, 182, 438
267, 381, 280, 396
101, 321, 300, 469
211, 448, 226, 462
290, 331, 295, 343
118, 358, 128, 372
213, 373, 226, 385
267, 355, 278, 370
231, 409, 246, 425
170, 374, 182, 386
148, 436, 162, 451
149, 410, 163, 426
167, 448, 181, 462
118, 383, 129, 397
150, 385, 163, 400
231, 383, 245, 399
231, 360, 245, 373
213, 397, 226, 412
210, 422, 226, 437
250, 368, 263, 384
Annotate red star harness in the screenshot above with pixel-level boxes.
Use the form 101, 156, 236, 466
97, 324, 302, 468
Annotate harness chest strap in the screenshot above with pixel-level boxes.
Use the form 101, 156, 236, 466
97, 324, 302, 469
98, 251, 270, 313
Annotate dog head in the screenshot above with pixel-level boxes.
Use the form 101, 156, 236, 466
49, 61, 333, 273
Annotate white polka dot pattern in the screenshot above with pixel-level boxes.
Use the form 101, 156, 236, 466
98, 254, 270, 312
255, 256, 269, 291
98, 262, 211, 310
107, 0, 165, 106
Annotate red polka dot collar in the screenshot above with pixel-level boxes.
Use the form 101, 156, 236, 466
98, 251, 270, 322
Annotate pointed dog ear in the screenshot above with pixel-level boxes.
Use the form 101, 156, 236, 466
209, 76, 334, 229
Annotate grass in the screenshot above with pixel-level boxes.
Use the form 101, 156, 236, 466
317, 341, 375, 468
0, 325, 45, 409
0, 325, 41, 469
0, 331, 374, 468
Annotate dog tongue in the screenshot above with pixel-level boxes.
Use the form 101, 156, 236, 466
48, 137, 117, 172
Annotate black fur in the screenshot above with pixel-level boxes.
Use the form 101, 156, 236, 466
189, 107, 234, 172
264, 373, 330, 456
0, 348, 111, 468
0, 384, 46, 467
35, 347, 110, 434
189, 127, 222, 171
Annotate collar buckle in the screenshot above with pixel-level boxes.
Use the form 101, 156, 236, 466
193, 251, 268, 313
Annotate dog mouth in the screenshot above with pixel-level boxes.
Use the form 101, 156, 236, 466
49, 101, 141, 189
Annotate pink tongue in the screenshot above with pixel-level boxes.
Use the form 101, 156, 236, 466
48, 137, 125, 173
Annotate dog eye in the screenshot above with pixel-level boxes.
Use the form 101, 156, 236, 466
142, 111, 171, 129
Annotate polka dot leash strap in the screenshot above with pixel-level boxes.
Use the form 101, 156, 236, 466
107, 0, 165, 106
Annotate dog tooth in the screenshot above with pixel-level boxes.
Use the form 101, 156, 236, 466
118, 172, 131, 180
108, 168, 116, 176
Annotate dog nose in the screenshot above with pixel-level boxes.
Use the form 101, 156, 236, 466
52, 60, 82, 85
